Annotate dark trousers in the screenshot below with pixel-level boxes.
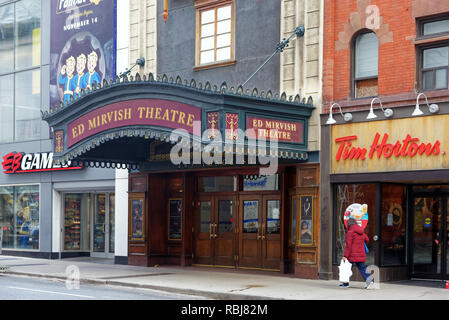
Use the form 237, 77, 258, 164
350, 261, 370, 283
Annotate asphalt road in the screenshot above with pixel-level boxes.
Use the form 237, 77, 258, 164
0, 274, 204, 300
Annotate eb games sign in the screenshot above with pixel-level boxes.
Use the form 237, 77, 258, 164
2, 152, 82, 174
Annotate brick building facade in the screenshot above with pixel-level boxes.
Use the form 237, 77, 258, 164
323, 0, 449, 112
320, 0, 449, 281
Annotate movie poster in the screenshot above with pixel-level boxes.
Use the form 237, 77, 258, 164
50, 0, 116, 107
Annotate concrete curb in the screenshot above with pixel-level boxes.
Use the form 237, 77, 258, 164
3, 271, 280, 300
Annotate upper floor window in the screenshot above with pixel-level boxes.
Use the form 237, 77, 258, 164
422, 18, 449, 37
195, 0, 234, 69
421, 46, 448, 91
417, 17, 449, 91
353, 31, 378, 99
0, 0, 41, 144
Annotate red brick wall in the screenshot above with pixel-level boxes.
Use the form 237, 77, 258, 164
323, 0, 449, 113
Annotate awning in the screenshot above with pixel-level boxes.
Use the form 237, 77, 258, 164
42, 73, 315, 170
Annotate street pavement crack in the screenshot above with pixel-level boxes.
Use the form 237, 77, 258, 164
228, 284, 264, 293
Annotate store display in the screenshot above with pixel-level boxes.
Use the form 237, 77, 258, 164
94, 195, 106, 252
64, 195, 81, 250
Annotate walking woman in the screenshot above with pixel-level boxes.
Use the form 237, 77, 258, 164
340, 218, 374, 289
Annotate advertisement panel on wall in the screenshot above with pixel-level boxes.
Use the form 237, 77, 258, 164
50, 0, 117, 107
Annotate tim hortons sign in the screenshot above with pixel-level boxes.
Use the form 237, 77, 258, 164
2, 152, 82, 174
335, 133, 441, 161
331, 116, 449, 174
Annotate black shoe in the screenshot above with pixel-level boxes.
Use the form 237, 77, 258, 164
339, 283, 349, 288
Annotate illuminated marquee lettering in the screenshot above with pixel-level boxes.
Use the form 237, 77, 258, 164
335, 133, 441, 161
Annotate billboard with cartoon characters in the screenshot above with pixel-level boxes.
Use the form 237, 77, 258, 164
344, 203, 369, 230
50, 0, 116, 107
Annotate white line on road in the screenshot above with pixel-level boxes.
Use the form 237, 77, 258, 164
8, 286, 95, 299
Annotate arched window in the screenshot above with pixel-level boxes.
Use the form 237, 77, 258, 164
353, 31, 378, 98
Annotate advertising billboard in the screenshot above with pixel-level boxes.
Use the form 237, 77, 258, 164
50, 0, 117, 107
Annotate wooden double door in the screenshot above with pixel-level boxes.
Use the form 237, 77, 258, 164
193, 194, 281, 270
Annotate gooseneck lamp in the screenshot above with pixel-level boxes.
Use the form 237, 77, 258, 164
367, 97, 394, 120
326, 103, 353, 125
412, 93, 439, 116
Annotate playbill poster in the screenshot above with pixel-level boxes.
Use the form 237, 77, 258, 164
50, 0, 116, 107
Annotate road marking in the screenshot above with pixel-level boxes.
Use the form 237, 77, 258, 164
8, 286, 95, 299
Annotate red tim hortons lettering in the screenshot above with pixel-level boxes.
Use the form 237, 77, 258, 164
368, 133, 440, 159
335, 136, 367, 161
335, 133, 441, 162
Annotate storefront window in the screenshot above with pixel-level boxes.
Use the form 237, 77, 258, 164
335, 184, 376, 265
64, 194, 90, 251
0, 185, 39, 250
381, 185, 407, 266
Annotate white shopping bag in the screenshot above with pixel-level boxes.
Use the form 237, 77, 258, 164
338, 259, 352, 283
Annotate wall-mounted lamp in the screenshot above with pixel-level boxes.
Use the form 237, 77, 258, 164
119, 58, 146, 79
326, 103, 353, 125
367, 97, 393, 120
412, 93, 439, 116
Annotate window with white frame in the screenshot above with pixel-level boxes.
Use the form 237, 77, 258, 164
196, 1, 234, 67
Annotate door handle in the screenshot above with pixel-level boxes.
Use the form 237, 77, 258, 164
257, 224, 261, 240
262, 224, 266, 240
214, 224, 218, 238
210, 223, 213, 239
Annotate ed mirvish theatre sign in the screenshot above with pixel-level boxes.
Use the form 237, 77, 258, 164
67, 99, 201, 147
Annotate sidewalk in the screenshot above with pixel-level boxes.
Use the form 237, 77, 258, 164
1, 255, 448, 300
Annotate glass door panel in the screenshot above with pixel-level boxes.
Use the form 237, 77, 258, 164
266, 200, 280, 234
199, 201, 211, 233
447, 205, 449, 276
63, 193, 90, 252
109, 194, 115, 254
239, 197, 262, 269
193, 199, 213, 265
412, 197, 442, 276
243, 200, 259, 234
262, 196, 281, 270
215, 198, 235, 267
93, 194, 106, 253
218, 200, 232, 234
